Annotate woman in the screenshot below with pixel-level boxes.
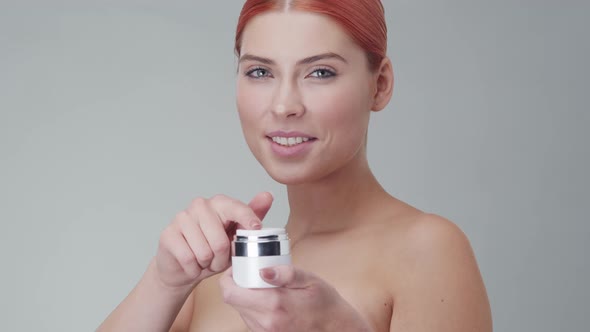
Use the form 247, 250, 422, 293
98, 0, 492, 331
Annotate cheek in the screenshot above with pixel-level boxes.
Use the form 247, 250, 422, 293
309, 80, 371, 139
236, 81, 267, 129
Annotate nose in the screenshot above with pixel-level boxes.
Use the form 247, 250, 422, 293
271, 80, 305, 118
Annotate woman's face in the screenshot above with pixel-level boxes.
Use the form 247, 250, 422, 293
236, 11, 378, 185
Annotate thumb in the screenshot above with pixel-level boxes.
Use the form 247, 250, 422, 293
248, 191, 274, 221
260, 265, 309, 289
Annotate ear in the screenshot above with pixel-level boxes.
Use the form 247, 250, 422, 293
370, 57, 394, 112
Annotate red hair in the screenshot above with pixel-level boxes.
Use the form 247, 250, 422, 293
235, 0, 387, 71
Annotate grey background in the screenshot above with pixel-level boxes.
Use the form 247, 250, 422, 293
0, 0, 588, 331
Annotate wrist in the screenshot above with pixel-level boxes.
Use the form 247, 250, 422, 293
96, 258, 198, 332
145, 258, 197, 299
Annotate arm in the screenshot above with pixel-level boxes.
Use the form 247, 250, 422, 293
97, 259, 194, 332
169, 287, 195, 332
390, 214, 493, 331
96, 192, 274, 332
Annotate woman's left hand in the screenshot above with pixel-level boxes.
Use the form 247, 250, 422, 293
219, 265, 374, 332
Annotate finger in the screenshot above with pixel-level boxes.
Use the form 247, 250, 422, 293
219, 267, 241, 304
196, 203, 231, 272
178, 211, 214, 269
209, 195, 263, 230
219, 268, 281, 312
219, 266, 237, 292
260, 265, 310, 289
220, 265, 233, 284
160, 224, 201, 277
248, 192, 274, 221
219, 267, 257, 306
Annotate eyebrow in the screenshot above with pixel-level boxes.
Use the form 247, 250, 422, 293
238, 52, 348, 66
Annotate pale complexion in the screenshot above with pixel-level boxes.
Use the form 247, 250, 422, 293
97, 9, 492, 332
175, 10, 491, 332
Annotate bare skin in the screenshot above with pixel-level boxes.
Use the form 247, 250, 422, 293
183, 155, 491, 332
98, 9, 492, 332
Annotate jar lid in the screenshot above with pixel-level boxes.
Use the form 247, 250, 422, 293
236, 228, 286, 237
232, 228, 290, 257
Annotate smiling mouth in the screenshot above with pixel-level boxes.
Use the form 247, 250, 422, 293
267, 136, 317, 147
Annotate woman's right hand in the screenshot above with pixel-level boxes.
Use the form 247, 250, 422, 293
154, 192, 274, 291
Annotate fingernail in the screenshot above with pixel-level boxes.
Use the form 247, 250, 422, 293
250, 221, 262, 229
260, 267, 277, 281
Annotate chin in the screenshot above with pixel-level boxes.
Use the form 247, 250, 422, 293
262, 164, 326, 186
265, 169, 312, 185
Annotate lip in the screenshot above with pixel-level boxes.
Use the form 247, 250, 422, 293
266, 130, 316, 139
266, 131, 317, 158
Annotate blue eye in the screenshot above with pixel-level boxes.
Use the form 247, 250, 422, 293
309, 68, 336, 79
246, 67, 271, 79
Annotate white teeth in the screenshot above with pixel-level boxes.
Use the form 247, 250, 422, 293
271, 136, 312, 147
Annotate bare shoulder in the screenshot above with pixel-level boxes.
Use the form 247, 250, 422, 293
402, 213, 474, 259
393, 213, 485, 289
385, 212, 493, 331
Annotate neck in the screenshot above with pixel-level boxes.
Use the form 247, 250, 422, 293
284, 149, 388, 243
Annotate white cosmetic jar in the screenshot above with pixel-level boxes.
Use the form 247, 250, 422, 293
231, 228, 291, 288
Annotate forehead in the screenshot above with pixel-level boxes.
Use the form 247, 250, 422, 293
240, 10, 362, 61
